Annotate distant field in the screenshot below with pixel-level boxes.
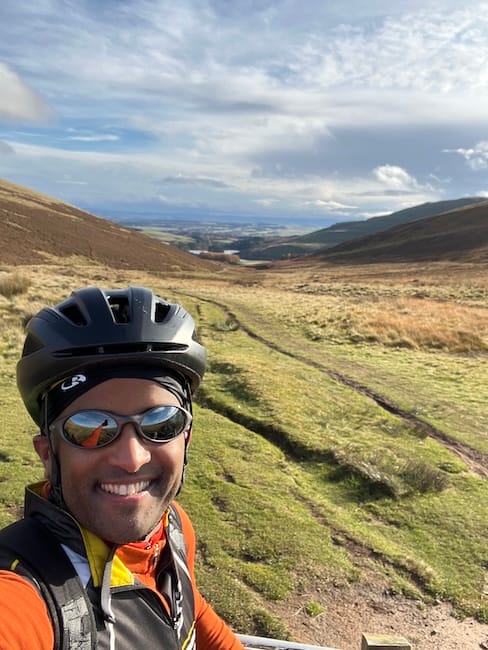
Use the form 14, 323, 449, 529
133, 222, 317, 257
0, 259, 486, 649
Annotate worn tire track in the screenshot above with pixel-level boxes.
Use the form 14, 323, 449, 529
186, 293, 488, 479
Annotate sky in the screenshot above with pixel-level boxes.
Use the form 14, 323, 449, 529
2, 1, 488, 226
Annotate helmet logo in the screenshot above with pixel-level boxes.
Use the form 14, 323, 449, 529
61, 374, 87, 391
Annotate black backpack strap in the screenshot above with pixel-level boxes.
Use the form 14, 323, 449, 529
0, 517, 96, 649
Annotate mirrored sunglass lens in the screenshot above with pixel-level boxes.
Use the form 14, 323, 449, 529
141, 406, 187, 441
63, 411, 118, 448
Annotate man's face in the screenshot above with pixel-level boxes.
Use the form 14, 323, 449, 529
37, 378, 189, 544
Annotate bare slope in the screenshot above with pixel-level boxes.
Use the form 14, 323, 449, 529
0, 179, 218, 273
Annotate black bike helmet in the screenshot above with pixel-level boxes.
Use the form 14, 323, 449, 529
17, 286, 206, 426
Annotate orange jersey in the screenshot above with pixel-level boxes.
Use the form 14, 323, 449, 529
0, 501, 243, 649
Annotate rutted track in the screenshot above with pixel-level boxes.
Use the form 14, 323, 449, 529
186, 293, 488, 480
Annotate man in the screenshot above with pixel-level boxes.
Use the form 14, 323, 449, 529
0, 286, 244, 649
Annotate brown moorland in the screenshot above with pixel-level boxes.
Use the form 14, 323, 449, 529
0, 178, 220, 273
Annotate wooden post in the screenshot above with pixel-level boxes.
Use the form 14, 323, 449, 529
361, 633, 412, 650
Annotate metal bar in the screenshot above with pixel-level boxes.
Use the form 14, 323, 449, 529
236, 634, 341, 650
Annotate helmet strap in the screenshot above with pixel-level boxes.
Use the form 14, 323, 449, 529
43, 393, 66, 509
175, 377, 193, 496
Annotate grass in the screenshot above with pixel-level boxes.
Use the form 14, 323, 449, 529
0, 271, 31, 299
181, 283, 487, 456
0, 375, 42, 527
0, 259, 486, 640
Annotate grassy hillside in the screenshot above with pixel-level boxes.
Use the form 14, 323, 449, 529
297, 198, 487, 245
311, 200, 488, 264
239, 197, 486, 260
0, 257, 486, 650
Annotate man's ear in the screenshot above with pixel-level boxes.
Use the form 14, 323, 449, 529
33, 434, 52, 478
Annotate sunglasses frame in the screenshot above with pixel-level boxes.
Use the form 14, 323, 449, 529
49, 405, 192, 449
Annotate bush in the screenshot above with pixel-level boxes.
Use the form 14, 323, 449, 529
401, 460, 449, 493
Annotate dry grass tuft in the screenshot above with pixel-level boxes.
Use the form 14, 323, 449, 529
0, 272, 31, 299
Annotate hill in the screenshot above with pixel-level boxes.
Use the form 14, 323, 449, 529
310, 199, 488, 264
238, 197, 485, 260
0, 179, 218, 273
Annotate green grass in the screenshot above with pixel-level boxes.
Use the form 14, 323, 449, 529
180, 288, 488, 622
179, 406, 356, 634
0, 264, 487, 639
185, 286, 487, 455
0, 373, 42, 528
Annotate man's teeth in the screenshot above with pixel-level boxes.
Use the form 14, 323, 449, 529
100, 481, 150, 496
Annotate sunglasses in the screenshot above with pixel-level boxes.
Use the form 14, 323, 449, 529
49, 405, 192, 449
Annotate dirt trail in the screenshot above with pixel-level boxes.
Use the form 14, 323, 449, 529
198, 296, 487, 479
269, 577, 488, 650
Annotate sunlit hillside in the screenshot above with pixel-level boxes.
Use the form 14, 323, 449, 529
311, 200, 488, 264
235, 197, 487, 261
0, 179, 219, 274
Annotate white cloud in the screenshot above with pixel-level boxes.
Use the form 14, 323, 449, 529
373, 165, 422, 191
444, 141, 488, 170
56, 178, 88, 185
160, 175, 230, 189
2, 2, 488, 218
303, 199, 356, 210
66, 135, 120, 142
0, 62, 53, 123
304, 6, 488, 97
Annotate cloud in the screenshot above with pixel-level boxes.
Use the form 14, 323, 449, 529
160, 175, 230, 189
66, 135, 120, 142
2, 2, 488, 219
0, 63, 53, 123
56, 178, 88, 185
373, 165, 424, 191
303, 199, 356, 210
252, 198, 278, 206
443, 141, 488, 170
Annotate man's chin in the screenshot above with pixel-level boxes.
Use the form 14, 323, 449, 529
95, 510, 169, 544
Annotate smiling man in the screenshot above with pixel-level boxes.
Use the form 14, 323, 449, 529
0, 286, 244, 650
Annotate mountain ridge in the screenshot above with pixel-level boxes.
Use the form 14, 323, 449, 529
237, 197, 486, 260
310, 199, 488, 264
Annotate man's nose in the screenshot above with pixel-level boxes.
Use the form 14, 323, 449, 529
107, 425, 151, 472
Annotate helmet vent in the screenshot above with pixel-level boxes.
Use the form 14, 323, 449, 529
154, 302, 171, 323
59, 304, 87, 326
54, 342, 187, 357
108, 297, 130, 323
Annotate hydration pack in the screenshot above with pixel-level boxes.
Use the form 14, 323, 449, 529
0, 504, 188, 649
